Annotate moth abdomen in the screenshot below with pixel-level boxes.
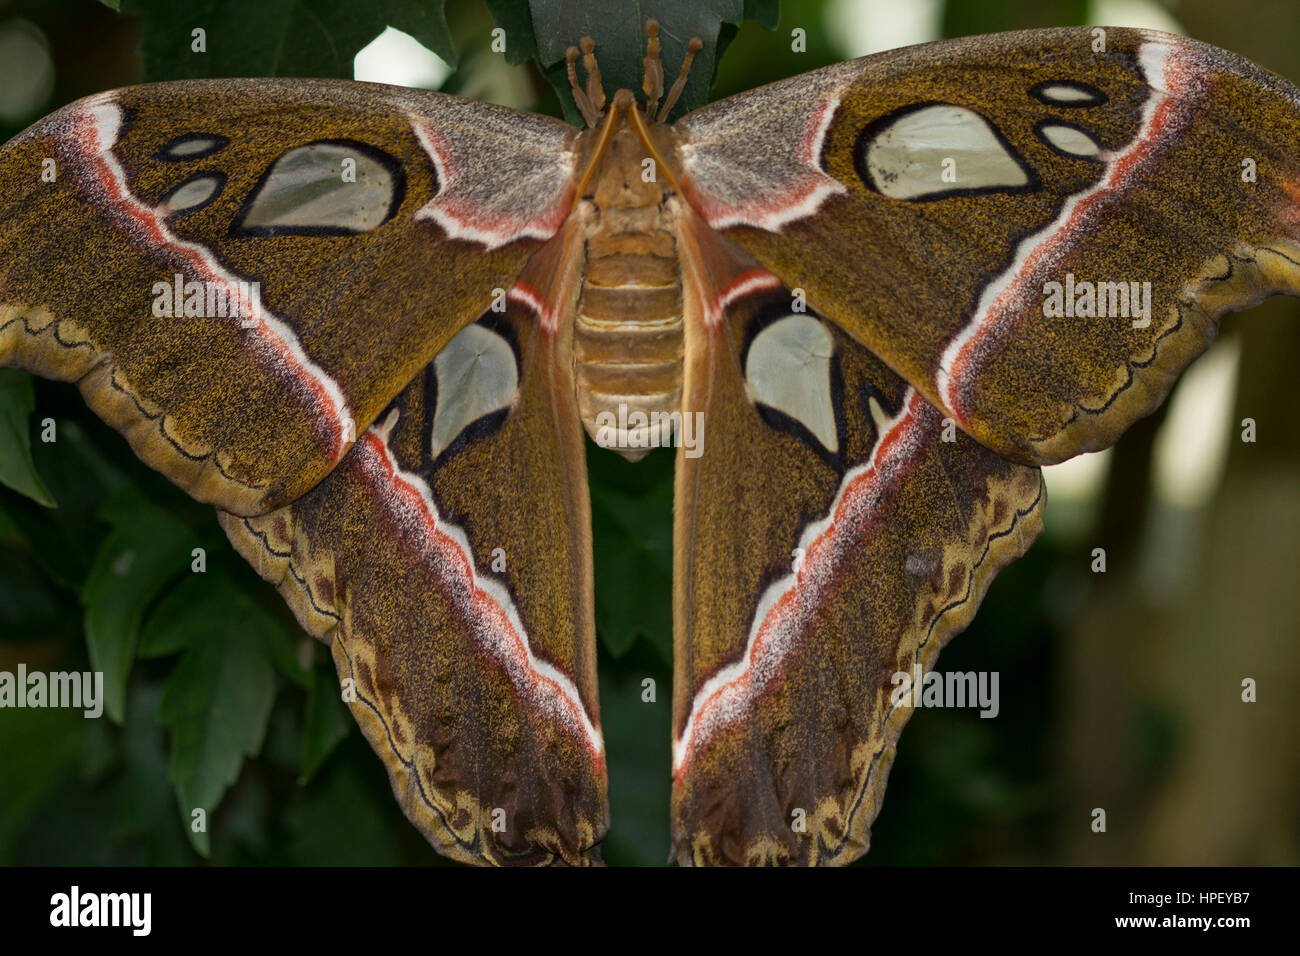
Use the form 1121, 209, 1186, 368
574, 222, 684, 459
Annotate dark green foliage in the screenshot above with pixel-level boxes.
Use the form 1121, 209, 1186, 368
0, 371, 54, 507
120, 0, 458, 79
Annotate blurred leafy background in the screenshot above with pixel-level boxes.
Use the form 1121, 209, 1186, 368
0, 0, 1295, 866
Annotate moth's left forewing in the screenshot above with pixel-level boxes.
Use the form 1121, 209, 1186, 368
671, 209, 1044, 865
676, 27, 1300, 466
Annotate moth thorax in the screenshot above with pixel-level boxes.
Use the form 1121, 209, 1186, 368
574, 227, 684, 461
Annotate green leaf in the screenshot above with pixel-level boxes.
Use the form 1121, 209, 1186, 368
716, 0, 781, 70
488, 0, 768, 124
259, 607, 314, 690
118, 681, 204, 863
482, 0, 538, 66
299, 662, 350, 784
595, 638, 672, 866
140, 569, 311, 686
588, 444, 673, 662
4, 418, 129, 593
119, 0, 457, 81
157, 589, 278, 856
137, 573, 211, 659
743, 0, 780, 29
141, 572, 298, 854
82, 487, 196, 723
0, 369, 55, 507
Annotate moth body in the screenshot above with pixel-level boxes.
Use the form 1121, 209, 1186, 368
571, 94, 688, 459
547, 34, 741, 462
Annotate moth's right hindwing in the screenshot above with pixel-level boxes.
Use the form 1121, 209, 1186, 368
671, 216, 1044, 865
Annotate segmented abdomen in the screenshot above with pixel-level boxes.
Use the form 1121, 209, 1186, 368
574, 222, 683, 459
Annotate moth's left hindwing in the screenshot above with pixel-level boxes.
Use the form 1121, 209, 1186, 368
0, 79, 576, 513
223, 292, 605, 866
671, 218, 1044, 865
